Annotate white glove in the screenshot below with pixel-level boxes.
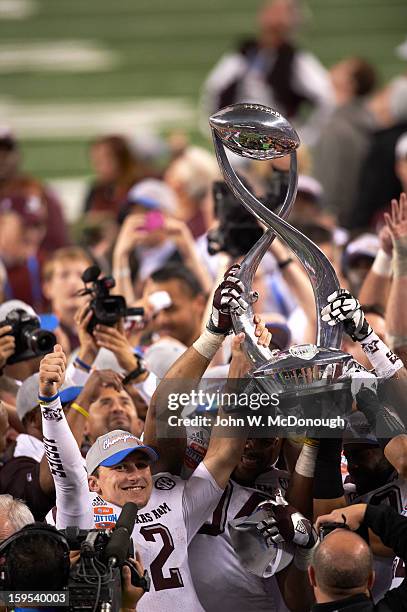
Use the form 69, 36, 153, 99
321, 289, 373, 342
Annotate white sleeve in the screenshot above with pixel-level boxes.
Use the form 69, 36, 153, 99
65, 362, 91, 387
182, 461, 224, 544
40, 395, 93, 529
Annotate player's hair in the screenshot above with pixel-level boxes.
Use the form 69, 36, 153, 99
151, 264, 204, 298
42, 246, 94, 283
0, 495, 34, 539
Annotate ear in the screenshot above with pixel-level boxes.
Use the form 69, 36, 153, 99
308, 565, 316, 587
194, 292, 207, 313
368, 570, 375, 590
88, 475, 102, 494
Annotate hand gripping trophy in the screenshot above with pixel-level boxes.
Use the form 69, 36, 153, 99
209, 103, 364, 406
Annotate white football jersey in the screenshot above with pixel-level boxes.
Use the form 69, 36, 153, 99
189, 468, 290, 612
48, 462, 222, 612
346, 474, 407, 599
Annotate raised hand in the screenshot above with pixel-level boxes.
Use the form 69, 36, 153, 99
207, 264, 248, 335
321, 289, 372, 342
39, 344, 67, 398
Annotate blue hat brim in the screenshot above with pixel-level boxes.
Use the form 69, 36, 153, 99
100, 445, 158, 467
60, 386, 83, 405
38, 313, 59, 332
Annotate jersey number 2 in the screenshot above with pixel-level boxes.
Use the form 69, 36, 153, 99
140, 524, 184, 591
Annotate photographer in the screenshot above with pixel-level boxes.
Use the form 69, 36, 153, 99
311, 503, 407, 610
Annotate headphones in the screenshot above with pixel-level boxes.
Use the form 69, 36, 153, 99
0, 522, 70, 590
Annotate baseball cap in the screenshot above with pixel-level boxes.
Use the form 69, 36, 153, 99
16, 372, 40, 420
86, 429, 158, 475
125, 179, 177, 214
343, 233, 379, 269
60, 385, 83, 405
297, 175, 323, 203
0, 300, 59, 333
144, 338, 187, 379
0, 194, 46, 225
395, 132, 407, 160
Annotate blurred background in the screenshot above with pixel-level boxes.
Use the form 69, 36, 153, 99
0, 0, 406, 221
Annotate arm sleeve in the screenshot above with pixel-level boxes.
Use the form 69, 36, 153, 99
65, 362, 91, 387
182, 461, 224, 544
40, 395, 93, 529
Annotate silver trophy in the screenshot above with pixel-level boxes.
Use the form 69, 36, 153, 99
210, 103, 358, 400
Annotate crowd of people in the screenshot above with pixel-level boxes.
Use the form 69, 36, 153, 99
0, 0, 407, 610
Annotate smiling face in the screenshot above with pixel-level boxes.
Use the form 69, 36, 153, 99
233, 438, 280, 485
88, 450, 153, 509
87, 386, 139, 442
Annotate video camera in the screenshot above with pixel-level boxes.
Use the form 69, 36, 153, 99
207, 180, 264, 258
77, 265, 144, 334
0, 308, 56, 364
0, 503, 149, 612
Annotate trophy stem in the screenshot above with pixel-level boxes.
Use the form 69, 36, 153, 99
212, 130, 342, 351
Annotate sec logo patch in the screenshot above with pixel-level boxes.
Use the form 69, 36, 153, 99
155, 476, 176, 490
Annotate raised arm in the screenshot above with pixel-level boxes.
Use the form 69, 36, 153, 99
203, 323, 271, 489
39, 345, 93, 529
358, 225, 392, 311
385, 193, 407, 365
144, 264, 248, 473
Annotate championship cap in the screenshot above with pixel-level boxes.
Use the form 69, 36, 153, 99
86, 429, 158, 475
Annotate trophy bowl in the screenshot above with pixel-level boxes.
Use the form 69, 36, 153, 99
209, 103, 300, 160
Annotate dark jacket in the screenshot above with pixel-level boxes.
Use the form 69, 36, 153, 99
312, 504, 407, 611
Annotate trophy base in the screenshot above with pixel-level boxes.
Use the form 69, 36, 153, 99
248, 344, 358, 400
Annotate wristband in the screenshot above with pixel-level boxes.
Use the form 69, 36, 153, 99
38, 392, 59, 403
372, 249, 392, 277
122, 363, 147, 386
360, 332, 404, 379
192, 328, 225, 360
74, 357, 91, 373
71, 402, 89, 419
295, 441, 319, 478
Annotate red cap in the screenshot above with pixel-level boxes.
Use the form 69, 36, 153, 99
0, 194, 46, 225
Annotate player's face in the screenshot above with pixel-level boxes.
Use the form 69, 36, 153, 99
233, 438, 279, 485
344, 445, 394, 495
87, 387, 138, 442
92, 450, 153, 509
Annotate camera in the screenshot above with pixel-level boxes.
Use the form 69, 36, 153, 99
0, 309, 56, 365
0, 504, 149, 612
78, 265, 144, 334
207, 180, 264, 258
318, 521, 351, 541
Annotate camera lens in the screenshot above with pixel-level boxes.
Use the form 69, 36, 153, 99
26, 329, 57, 355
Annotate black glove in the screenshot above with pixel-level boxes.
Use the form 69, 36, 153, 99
321, 289, 373, 342
207, 264, 248, 335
